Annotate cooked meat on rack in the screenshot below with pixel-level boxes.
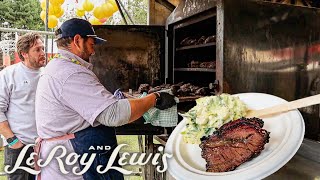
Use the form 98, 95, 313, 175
180, 83, 191, 89
189, 60, 200, 68
148, 86, 163, 93
180, 37, 192, 46
200, 117, 270, 172
199, 61, 216, 69
177, 88, 191, 96
180, 37, 197, 46
196, 36, 207, 45
195, 87, 210, 95
189, 85, 200, 93
138, 84, 151, 93
138, 81, 217, 97
170, 85, 180, 95
204, 35, 216, 43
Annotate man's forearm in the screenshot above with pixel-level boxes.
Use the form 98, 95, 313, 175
128, 93, 157, 122
95, 94, 156, 127
0, 120, 14, 139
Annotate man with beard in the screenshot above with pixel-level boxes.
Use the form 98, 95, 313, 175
35, 18, 176, 179
0, 32, 45, 180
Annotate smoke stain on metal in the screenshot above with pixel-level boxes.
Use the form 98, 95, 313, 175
90, 26, 165, 93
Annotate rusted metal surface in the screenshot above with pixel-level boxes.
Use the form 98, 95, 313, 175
91, 25, 165, 93
166, 0, 216, 25
221, 0, 320, 140
91, 25, 167, 136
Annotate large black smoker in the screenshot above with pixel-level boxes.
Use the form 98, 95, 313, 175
91, 0, 320, 178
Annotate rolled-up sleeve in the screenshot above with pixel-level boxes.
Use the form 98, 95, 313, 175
96, 99, 131, 127
0, 71, 9, 122
60, 71, 117, 126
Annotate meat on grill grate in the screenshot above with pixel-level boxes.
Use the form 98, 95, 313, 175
200, 117, 270, 172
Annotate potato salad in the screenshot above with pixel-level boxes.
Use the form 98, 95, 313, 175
181, 94, 248, 144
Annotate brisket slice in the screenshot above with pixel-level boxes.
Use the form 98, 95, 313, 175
200, 117, 270, 172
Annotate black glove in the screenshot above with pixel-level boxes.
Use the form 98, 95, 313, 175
154, 92, 177, 110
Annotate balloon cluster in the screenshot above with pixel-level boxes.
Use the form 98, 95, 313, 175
76, 0, 119, 25
40, 0, 65, 28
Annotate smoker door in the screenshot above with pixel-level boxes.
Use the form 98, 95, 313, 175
91, 25, 166, 135
220, 0, 320, 140
92, 25, 165, 93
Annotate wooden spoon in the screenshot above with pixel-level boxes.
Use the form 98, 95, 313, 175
246, 94, 320, 118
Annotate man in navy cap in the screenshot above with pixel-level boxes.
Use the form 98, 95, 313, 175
35, 18, 176, 180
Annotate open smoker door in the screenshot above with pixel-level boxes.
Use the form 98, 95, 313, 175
91, 25, 165, 94
90, 25, 166, 135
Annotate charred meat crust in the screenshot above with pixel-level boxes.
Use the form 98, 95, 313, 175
200, 117, 270, 172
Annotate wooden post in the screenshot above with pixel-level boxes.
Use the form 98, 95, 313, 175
148, 0, 156, 25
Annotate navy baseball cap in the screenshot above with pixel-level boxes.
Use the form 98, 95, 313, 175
56, 18, 106, 44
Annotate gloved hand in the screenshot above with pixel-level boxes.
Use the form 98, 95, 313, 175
154, 92, 177, 110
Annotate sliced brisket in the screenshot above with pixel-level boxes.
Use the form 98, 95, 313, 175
200, 117, 270, 172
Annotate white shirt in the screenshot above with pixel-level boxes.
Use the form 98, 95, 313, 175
35, 49, 118, 179
0, 62, 42, 144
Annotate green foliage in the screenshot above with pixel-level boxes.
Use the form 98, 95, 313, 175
0, 0, 44, 30
108, 0, 148, 25
128, 0, 148, 25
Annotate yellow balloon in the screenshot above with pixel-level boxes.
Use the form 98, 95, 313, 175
49, 0, 65, 6
42, 4, 56, 15
40, 1, 63, 17
40, 11, 46, 21
109, 0, 117, 8
89, 17, 102, 25
48, 15, 58, 28
83, 0, 94, 12
55, 8, 64, 18
41, 6, 53, 16
76, 8, 85, 17
40, 0, 46, 10
93, 6, 105, 19
109, 2, 118, 13
101, 3, 114, 17
51, 5, 62, 16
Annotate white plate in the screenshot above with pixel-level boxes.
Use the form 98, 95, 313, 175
165, 93, 305, 180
